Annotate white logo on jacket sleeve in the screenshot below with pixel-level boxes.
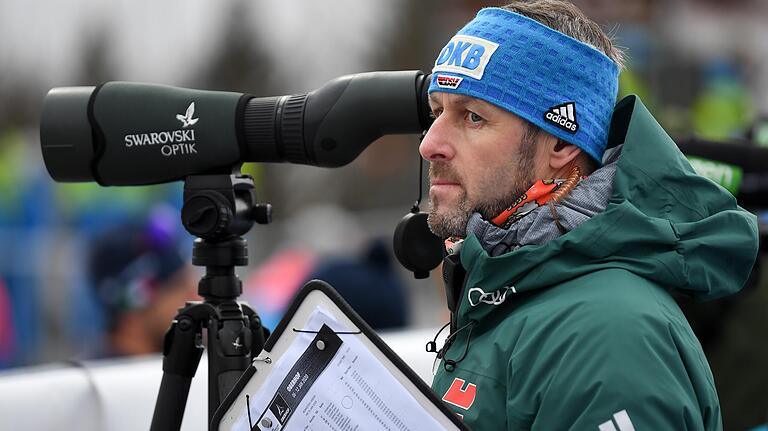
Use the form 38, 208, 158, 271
598, 410, 636, 431
433, 35, 499, 80
468, 285, 516, 307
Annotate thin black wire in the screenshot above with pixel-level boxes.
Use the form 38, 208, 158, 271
246, 394, 253, 429
436, 319, 477, 362
443, 320, 478, 370
413, 130, 427, 212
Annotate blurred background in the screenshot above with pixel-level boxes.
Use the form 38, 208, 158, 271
0, 0, 767, 429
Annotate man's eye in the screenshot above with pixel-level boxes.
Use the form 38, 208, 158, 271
468, 111, 483, 123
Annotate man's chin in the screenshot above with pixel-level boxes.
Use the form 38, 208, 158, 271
427, 208, 470, 239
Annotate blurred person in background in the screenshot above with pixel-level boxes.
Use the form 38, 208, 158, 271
421, 1, 758, 430
88, 214, 198, 357
242, 204, 409, 332
307, 238, 408, 330
244, 238, 408, 332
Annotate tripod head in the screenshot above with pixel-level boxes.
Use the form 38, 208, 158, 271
181, 173, 271, 301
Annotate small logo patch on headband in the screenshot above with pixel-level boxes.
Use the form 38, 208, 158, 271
436, 74, 463, 89
433, 35, 499, 80
544, 102, 579, 133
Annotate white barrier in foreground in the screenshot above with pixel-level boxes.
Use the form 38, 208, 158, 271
0, 327, 439, 430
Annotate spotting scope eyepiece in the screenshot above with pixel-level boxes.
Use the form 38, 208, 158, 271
40, 70, 433, 186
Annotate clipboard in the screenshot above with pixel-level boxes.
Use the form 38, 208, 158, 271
213, 279, 469, 431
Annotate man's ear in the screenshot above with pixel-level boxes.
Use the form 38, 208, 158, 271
547, 139, 582, 171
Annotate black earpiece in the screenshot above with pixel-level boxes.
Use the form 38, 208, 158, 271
393, 207, 443, 279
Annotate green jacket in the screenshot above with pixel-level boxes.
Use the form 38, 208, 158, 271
432, 96, 759, 430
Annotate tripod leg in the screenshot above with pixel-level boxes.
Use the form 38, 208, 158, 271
151, 373, 194, 431
150, 315, 204, 431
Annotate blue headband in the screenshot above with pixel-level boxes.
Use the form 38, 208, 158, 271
429, 8, 619, 163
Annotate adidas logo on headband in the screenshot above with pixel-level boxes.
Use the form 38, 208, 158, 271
544, 102, 579, 133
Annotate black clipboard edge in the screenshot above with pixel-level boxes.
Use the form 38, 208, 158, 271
212, 279, 470, 431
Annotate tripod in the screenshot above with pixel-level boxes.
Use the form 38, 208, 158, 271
150, 173, 271, 431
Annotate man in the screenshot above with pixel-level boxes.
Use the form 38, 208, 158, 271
89, 218, 198, 357
421, 2, 758, 430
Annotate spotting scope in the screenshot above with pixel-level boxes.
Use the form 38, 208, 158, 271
40, 71, 432, 185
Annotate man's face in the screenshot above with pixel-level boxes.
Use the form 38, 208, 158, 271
420, 92, 539, 239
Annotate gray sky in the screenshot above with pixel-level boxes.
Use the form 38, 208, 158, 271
0, 0, 401, 91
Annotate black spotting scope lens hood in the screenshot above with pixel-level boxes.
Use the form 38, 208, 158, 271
40, 86, 97, 182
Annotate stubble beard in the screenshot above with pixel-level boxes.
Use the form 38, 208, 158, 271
426, 134, 537, 239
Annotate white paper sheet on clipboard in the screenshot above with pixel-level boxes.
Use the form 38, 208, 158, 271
214, 281, 468, 431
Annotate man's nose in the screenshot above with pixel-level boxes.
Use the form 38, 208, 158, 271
419, 116, 455, 162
